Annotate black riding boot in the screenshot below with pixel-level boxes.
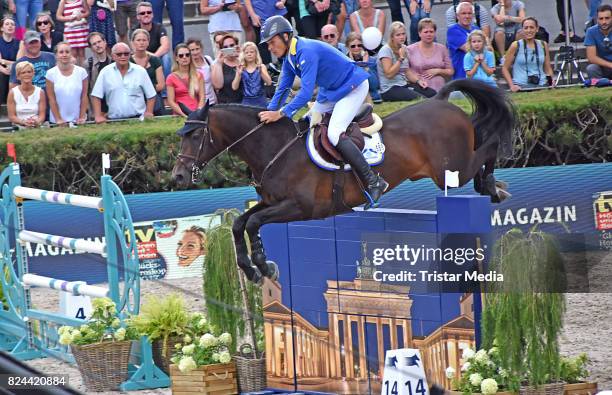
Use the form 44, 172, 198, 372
336, 137, 388, 208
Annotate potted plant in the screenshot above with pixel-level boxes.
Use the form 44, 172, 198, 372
128, 293, 191, 374
204, 209, 266, 392
448, 345, 518, 395
169, 321, 237, 395
560, 354, 598, 395
58, 297, 139, 392
482, 228, 567, 395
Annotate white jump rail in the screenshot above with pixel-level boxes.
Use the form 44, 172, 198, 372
22, 273, 110, 298
13, 186, 104, 211
18, 230, 106, 255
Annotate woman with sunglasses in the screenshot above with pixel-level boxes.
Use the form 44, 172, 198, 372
346, 32, 381, 103
0, 17, 20, 105
87, 0, 117, 49
16, 12, 63, 58
211, 33, 243, 103
131, 29, 164, 114
45, 41, 88, 125
166, 43, 205, 117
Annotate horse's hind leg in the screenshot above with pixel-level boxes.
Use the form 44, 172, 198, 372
468, 137, 510, 203
232, 203, 268, 285
244, 199, 304, 283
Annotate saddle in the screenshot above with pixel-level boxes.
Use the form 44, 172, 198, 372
313, 104, 382, 164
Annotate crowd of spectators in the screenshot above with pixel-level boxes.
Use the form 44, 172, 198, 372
0, 0, 609, 128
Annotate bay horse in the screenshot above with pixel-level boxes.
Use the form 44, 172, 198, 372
172, 79, 515, 285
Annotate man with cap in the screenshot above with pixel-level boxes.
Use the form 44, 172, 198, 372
258, 15, 388, 209
9, 30, 56, 89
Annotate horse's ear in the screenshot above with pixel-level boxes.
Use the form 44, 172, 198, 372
176, 105, 210, 136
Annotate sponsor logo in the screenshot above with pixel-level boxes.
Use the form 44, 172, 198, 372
491, 205, 577, 226
593, 191, 612, 231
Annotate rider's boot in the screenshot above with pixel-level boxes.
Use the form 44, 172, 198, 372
336, 136, 388, 209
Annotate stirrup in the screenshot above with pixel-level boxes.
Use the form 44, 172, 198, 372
363, 177, 388, 210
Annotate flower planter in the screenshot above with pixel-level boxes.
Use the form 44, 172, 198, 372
170, 362, 238, 395
520, 383, 566, 395
152, 336, 183, 374
564, 383, 598, 395
70, 340, 132, 392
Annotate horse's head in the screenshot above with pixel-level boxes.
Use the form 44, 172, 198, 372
171, 104, 214, 188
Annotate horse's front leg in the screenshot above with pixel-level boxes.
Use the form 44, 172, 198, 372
232, 203, 268, 284
244, 199, 304, 284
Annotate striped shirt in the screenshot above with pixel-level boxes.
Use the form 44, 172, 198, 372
63, 0, 89, 48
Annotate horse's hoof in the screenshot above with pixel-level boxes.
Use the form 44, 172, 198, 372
266, 261, 279, 281
495, 180, 509, 190
251, 269, 264, 286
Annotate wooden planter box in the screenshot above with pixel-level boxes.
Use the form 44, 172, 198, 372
564, 383, 598, 395
170, 362, 238, 395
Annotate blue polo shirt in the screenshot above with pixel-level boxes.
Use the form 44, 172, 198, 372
447, 23, 477, 79
585, 25, 612, 62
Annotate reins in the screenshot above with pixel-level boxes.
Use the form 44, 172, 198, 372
180, 118, 308, 187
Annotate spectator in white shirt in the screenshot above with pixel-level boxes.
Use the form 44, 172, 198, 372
91, 42, 156, 123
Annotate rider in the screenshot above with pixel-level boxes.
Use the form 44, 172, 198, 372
258, 16, 388, 208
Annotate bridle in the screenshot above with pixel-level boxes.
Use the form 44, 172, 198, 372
177, 119, 267, 184
177, 116, 308, 187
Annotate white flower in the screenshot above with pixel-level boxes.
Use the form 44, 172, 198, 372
212, 353, 220, 362
498, 367, 508, 378
462, 348, 475, 360
198, 318, 207, 327
469, 373, 483, 387
58, 326, 71, 336
114, 327, 126, 341
445, 366, 456, 379
461, 362, 471, 372
111, 318, 121, 328
59, 333, 73, 345
182, 344, 196, 355
219, 333, 232, 346
178, 356, 197, 373
481, 378, 498, 395
183, 335, 192, 344
199, 333, 216, 348
218, 351, 231, 364
70, 330, 82, 342
475, 349, 489, 363
175, 343, 183, 350
488, 347, 499, 356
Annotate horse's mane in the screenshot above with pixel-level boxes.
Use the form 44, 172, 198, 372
211, 103, 267, 113
210, 103, 300, 138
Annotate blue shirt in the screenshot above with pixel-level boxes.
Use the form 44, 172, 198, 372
447, 23, 477, 80
268, 37, 368, 118
0, 37, 20, 61
9, 53, 57, 89
464, 50, 497, 88
585, 25, 612, 62
251, 0, 287, 23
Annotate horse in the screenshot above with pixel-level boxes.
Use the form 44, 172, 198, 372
172, 79, 515, 285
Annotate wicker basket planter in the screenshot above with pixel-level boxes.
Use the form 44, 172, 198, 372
70, 340, 132, 392
520, 382, 566, 395
564, 383, 598, 395
233, 344, 266, 393
152, 336, 183, 374
170, 362, 238, 395
450, 391, 516, 395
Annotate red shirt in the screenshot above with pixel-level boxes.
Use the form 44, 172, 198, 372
166, 72, 201, 113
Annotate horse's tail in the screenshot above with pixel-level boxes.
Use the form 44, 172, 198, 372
435, 79, 515, 158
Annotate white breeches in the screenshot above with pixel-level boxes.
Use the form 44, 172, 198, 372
312, 80, 369, 146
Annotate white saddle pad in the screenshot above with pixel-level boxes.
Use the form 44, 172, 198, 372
306, 129, 386, 171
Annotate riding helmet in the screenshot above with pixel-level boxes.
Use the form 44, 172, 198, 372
259, 15, 293, 44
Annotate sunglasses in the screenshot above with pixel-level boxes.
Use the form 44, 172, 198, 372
222, 44, 236, 48
138, 10, 153, 15
114, 52, 131, 57
350, 44, 363, 49
37, 20, 50, 26
177, 53, 191, 58
322, 34, 336, 39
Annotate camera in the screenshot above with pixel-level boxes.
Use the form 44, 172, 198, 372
527, 75, 540, 85
221, 47, 237, 56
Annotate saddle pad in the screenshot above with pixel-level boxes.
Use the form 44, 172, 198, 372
306, 128, 385, 171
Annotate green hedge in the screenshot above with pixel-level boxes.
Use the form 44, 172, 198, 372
0, 87, 609, 195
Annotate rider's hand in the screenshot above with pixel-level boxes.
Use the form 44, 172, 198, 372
259, 110, 283, 123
